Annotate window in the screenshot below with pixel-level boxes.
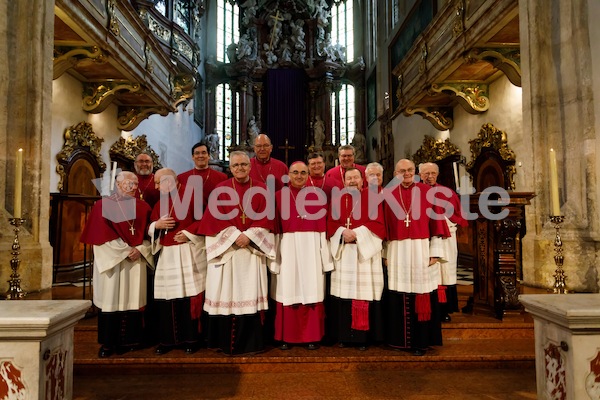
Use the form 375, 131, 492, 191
332, 84, 356, 145
215, 83, 239, 161
331, 0, 354, 63
214, 0, 240, 160
216, 0, 240, 62
152, 0, 193, 33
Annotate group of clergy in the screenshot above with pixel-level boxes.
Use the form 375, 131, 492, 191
81, 133, 467, 358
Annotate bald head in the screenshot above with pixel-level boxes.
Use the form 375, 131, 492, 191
154, 168, 178, 193
419, 162, 439, 186
253, 134, 273, 162
395, 159, 416, 187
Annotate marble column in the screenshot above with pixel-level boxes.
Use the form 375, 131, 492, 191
0, 0, 54, 292
520, 0, 600, 292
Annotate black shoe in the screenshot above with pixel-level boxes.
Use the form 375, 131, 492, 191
307, 343, 320, 350
412, 348, 426, 356
98, 346, 114, 358
442, 314, 452, 322
155, 345, 173, 355
279, 342, 290, 350
358, 345, 368, 351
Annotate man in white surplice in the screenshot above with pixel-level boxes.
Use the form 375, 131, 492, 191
149, 168, 206, 355
196, 150, 276, 355
269, 161, 333, 350
80, 171, 153, 358
326, 167, 386, 350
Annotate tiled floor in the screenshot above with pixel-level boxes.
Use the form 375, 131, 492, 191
456, 265, 474, 285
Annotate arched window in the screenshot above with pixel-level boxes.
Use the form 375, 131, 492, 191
214, 0, 240, 160
332, 83, 356, 145
331, 1, 355, 145
216, 0, 240, 62
331, 0, 354, 63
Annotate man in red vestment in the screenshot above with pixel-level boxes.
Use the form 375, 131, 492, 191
306, 152, 327, 191
249, 133, 289, 191
270, 161, 332, 350
326, 168, 386, 350
383, 159, 450, 356
149, 168, 206, 355
196, 151, 276, 355
80, 171, 152, 357
419, 162, 468, 322
177, 141, 228, 207
324, 144, 367, 191
133, 152, 160, 208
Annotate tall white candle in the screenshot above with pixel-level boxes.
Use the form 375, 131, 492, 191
110, 161, 117, 191
549, 148, 561, 216
14, 148, 23, 218
453, 162, 460, 191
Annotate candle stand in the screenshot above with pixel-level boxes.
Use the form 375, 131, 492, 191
550, 215, 568, 294
4, 218, 27, 299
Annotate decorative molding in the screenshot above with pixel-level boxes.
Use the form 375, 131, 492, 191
429, 82, 490, 113
404, 107, 454, 130
56, 122, 106, 192
107, 0, 120, 36
466, 123, 516, 189
109, 134, 162, 170
453, 0, 465, 37
117, 106, 170, 131
413, 135, 461, 165
466, 47, 521, 87
83, 82, 143, 113
170, 73, 196, 107
53, 46, 107, 80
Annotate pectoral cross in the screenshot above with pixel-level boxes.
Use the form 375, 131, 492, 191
404, 213, 411, 227
241, 212, 247, 224
129, 225, 136, 235
139, 192, 144, 201
346, 216, 352, 229
278, 138, 295, 165
269, 10, 283, 50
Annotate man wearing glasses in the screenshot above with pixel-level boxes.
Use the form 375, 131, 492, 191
134, 152, 160, 208
383, 159, 450, 356
249, 133, 289, 191
197, 151, 276, 355
324, 144, 367, 191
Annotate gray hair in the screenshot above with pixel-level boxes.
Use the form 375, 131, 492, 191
365, 162, 383, 173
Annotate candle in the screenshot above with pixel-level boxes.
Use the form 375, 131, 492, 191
110, 161, 117, 191
549, 148, 561, 216
453, 162, 460, 191
14, 148, 23, 218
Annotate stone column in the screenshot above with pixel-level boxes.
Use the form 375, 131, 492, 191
0, 1, 54, 292
520, 0, 600, 292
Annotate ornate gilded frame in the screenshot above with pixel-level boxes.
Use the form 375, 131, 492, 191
466, 123, 516, 190
56, 121, 106, 192
109, 134, 162, 172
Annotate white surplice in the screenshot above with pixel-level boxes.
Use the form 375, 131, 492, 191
92, 238, 153, 312
329, 225, 384, 301
439, 217, 458, 285
269, 231, 333, 306
204, 226, 276, 315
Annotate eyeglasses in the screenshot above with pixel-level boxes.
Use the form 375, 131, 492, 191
230, 162, 250, 169
396, 168, 415, 174
254, 144, 272, 149
290, 171, 308, 175
136, 160, 152, 164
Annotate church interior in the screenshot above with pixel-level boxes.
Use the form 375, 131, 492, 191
1, 0, 600, 398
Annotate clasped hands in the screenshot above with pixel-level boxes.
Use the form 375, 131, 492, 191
155, 216, 189, 243
342, 228, 357, 243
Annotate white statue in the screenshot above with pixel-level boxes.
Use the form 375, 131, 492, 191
236, 33, 253, 60
279, 39, 292, 62
207, 131, 220, 160
351, 132, 366, 162
241, 0, 257, 25
313, 115, 325, 149
247, 115, 260, 143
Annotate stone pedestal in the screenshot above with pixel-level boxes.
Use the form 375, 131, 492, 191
0, 300, 91, 400
520, 294, 600, 400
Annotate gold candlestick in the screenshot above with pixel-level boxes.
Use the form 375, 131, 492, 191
4, 218, 27, 299
550, 215, 567, 294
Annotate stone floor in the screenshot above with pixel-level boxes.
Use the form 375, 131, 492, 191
28, 283, 543, 399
